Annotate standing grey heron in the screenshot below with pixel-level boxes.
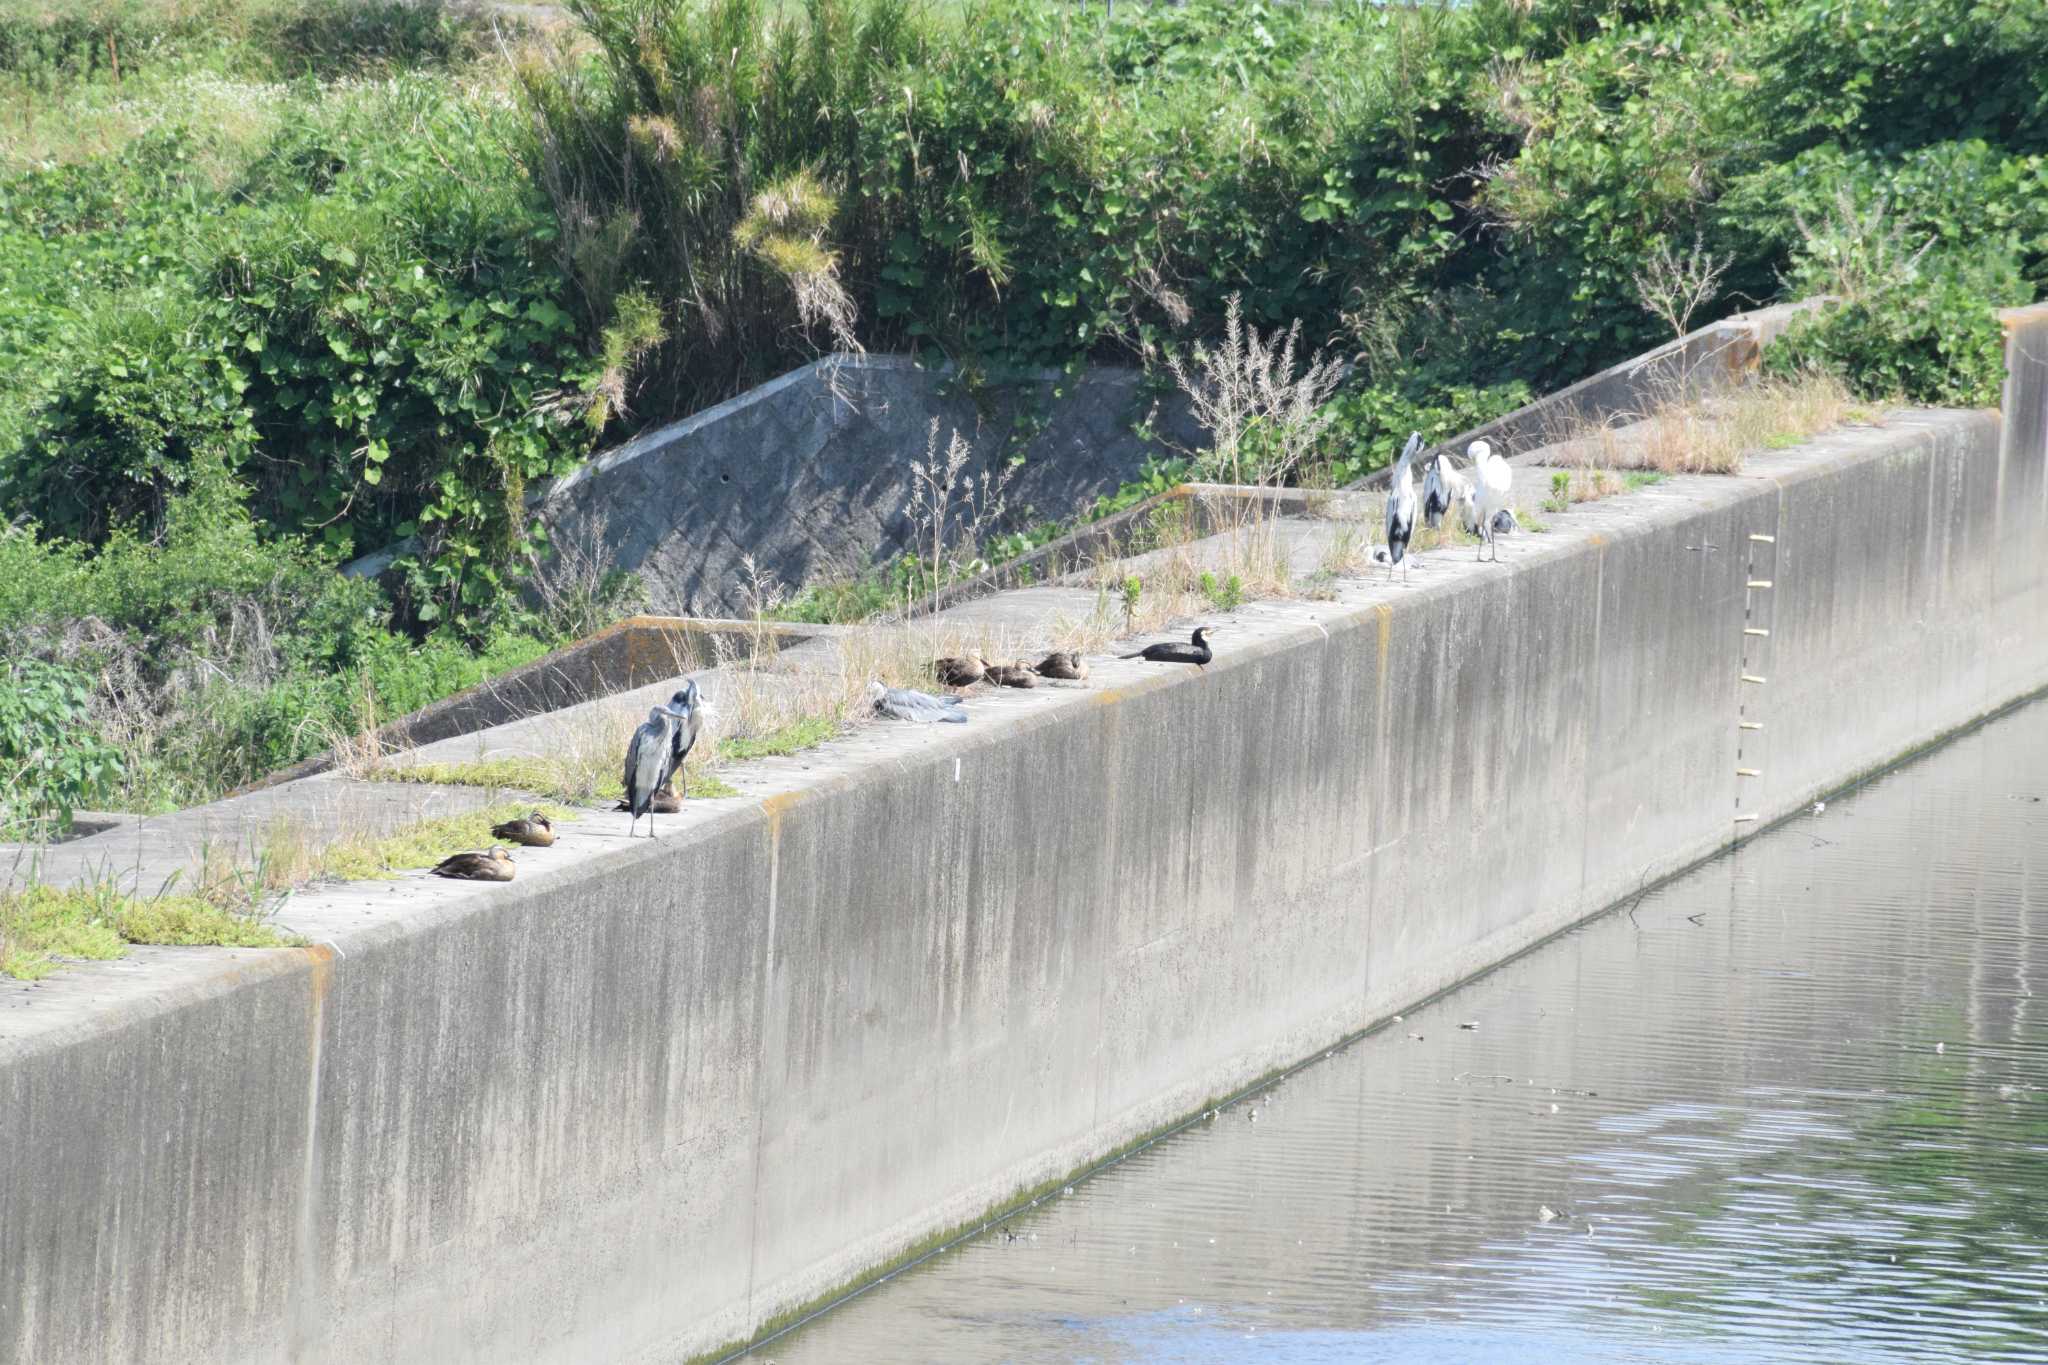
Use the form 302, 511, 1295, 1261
1421, 447, 1468, 532
660, 682, 705, 805
623, 702, 687, 837
1386, 431, 1422, 583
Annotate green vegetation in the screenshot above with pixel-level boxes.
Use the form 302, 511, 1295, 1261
369, 758, 741, 804
307, 801, 572, 881
717, 715, 839, 762
3, 0, 2042, 827
0, 879, 296, 980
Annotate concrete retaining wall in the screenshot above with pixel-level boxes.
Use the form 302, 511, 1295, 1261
4, 389, 2043, 1359
346, 357, 1199, 619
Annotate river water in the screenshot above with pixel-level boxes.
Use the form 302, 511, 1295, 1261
761, 698, 2048, 1364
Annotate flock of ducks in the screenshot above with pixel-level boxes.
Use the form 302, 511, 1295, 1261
871, 626, 1216, 726
431, 434, 1500, 882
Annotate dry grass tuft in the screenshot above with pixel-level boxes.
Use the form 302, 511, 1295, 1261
1552, 373, 1864, 475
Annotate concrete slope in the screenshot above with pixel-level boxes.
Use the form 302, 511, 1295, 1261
2, 399, 2043, 1363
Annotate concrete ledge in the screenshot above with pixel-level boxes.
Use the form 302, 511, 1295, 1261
2, 400, 2041, 1362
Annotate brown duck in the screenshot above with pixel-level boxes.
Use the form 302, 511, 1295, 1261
932, 650, 988, 688
489, 810, 555, 847
613, 787, 682, 815
431, 846, 516, 882
1033, 650, 1089, 682
984, 661, 1037, 689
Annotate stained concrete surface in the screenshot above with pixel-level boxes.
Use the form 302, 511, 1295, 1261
2, 398, 2041, 1364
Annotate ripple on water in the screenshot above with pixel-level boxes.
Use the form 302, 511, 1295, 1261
760, 700, 2048, 1365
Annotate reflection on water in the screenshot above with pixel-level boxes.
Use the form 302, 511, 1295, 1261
762, 700, 2048, 1364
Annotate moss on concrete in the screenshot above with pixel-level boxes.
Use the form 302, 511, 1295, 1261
0, 882, 297, 981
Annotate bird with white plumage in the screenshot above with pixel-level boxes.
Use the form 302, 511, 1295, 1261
1470, 439, 1514, 562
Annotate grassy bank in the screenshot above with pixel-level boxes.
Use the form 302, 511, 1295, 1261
2, 0, 2043, 833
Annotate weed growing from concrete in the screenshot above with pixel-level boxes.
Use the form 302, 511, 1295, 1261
1552, 373, 1859, 475
0, 878, 299, 981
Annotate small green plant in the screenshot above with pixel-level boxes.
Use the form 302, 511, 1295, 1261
1120, 575, 1143, 630
369, 757, 737, 803
1198, 570, 1244, 612
1544, 470, 1572, 514
716, 715, 838, 762
0, 879, 298, 981
1623, 471, 1667, 490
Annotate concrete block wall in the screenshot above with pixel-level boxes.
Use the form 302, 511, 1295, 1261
479, 358, 1196, 619
4, 397, 2044, 1362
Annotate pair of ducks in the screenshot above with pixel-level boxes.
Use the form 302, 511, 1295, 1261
933, 650, 1090, 690
430, 810, 555, 883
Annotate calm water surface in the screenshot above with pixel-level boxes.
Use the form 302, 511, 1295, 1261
761, 700, 2048, 1364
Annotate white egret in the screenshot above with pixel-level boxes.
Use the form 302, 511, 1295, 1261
1471, 440, 1513, 562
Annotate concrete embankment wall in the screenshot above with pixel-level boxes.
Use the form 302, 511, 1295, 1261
4, 392, 2044, 1360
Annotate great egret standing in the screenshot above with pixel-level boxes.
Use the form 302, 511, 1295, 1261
623, 703, 687, 837
1471, 440, 1513, 562
1386, 431, 1422, 583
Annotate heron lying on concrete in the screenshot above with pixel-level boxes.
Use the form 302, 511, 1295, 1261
872, 682, 969, 723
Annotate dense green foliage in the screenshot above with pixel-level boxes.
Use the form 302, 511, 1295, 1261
0, 657, 124, 836
2, 0, 2044, 825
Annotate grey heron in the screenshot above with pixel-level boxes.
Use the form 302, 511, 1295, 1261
1386, 431, 1422, 583
871, 683, 969, 723
623, 703, 687, 837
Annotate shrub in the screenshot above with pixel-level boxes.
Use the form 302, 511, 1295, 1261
0, 658, 125, 837
1762, 190, 2029, 407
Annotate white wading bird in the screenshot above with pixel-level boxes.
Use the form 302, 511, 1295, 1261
1471, 439, 1513, 562
1385, 431, 1423, 584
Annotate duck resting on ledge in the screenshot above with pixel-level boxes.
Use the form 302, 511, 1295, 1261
432, 846, 516, 882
